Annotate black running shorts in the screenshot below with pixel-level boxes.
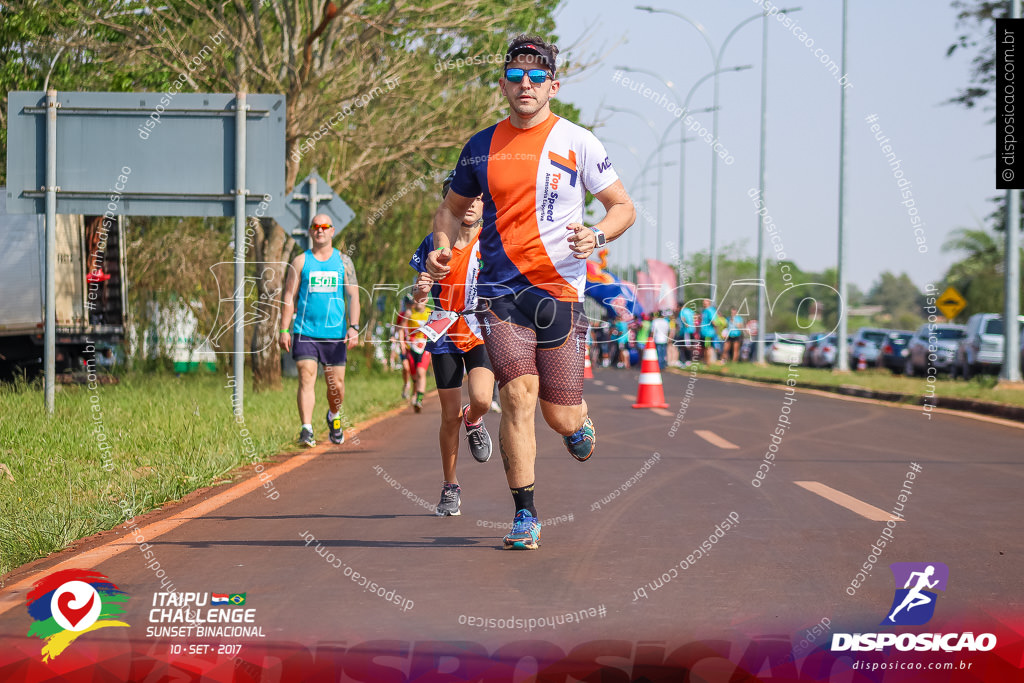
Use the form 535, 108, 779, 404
431, 344, 492, 390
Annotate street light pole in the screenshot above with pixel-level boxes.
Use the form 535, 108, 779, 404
756, 8, 770, 364
836, 0, 851, 372
754, 7, 801, 364
616, 64, 745, 285
606, 106, 662, 261
603, 140, 644, 274
616, 65, 724, 281
637, 5, 794, 303
1002, 0, 1022, 383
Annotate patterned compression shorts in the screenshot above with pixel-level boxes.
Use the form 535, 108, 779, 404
475, 291, 587, 406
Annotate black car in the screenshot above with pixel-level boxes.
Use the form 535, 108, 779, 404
876, 330, 914, 374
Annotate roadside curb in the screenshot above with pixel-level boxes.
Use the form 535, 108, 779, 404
668, 367, 1024, 424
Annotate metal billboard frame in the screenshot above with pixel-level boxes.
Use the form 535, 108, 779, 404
5, 90, 286, 413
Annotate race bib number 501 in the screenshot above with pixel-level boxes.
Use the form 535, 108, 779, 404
309, 271, 339, 292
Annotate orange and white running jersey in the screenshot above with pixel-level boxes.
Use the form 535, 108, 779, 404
448, 113, 618, 303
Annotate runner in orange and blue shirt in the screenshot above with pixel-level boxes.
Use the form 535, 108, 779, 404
408, 171, 496, 517
426, 35, 636, 550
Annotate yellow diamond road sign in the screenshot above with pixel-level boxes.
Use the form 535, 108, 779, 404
937, 286, 966, 320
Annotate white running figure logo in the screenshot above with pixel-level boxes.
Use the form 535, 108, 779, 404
888, 565, 939, 623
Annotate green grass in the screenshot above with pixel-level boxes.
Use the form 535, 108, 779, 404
681, 362, 1024, 407
0, 368, 408, 576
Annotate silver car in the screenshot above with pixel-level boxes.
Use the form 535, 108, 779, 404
952, 313, 1024, 379
848, 328, 889, 369
904, 323, 965, 376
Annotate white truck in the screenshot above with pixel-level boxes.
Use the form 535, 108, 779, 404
0, 187, 127, 376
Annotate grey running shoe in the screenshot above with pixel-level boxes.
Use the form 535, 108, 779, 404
298, 427, 316, 448
463, 404, 492, 463
413, 398, 423, 413
326, 411, 344, 445
435, 483, 461, 516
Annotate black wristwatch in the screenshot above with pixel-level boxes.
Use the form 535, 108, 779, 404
588, 226, 606, 247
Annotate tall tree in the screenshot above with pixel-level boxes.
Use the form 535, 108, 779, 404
941, 226, 1021, 318
866, 271, 923, 330
946, 1, 1024, 230
26, 0, 574, 390
946, 0, 1005, 110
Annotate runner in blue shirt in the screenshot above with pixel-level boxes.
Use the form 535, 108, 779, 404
279, 214, 360, 447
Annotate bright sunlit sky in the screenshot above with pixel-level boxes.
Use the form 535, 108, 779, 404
550, 0, 993, 292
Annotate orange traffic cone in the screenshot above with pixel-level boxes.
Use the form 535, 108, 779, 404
857, 355, 867, 371
632, 336, 669, 409
583, 340, 594, 379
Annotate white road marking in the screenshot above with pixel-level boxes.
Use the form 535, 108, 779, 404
794, 481, 905, 522
694, 430, 739, 449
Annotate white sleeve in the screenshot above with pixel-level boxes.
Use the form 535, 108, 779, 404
578, 129, 618, 195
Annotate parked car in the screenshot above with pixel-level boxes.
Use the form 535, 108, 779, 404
876, 330, 914, 374
848, 327, 890, 369
802, 333, 831, 367
806, 334, 834, 368
951, 313, 1024, 379
767, 333, 808, 365
904, 323, 965, 376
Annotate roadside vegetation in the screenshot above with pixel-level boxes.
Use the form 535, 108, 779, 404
0, 367, 407, 577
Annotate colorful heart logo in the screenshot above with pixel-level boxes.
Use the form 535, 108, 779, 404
49, 581, 101, 632
56, 591, 95, 629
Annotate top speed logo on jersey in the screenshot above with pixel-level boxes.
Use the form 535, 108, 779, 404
540, 150, 577, 225
548, 150, 578, 186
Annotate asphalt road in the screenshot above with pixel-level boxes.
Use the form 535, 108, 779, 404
1, 363, 1022, 681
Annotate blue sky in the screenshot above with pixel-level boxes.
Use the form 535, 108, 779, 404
552, 0, 993, 292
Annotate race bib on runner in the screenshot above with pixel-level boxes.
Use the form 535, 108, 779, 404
417, 310, 460, 343
308, 271, 339, 292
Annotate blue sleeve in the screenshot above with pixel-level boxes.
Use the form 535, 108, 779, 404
409, 233, 434, 273
450, 137, 485, 198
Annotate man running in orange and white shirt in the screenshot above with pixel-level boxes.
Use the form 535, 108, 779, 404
426, 35, 635, 549
409, 171, 495, 516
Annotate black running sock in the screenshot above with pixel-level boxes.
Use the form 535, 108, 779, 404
510, 483, 537, 518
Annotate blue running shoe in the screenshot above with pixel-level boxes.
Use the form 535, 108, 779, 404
562, 416, 596, 462
503, 509, 541, 550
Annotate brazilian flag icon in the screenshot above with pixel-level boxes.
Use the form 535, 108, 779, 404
229, 593, 246, 605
